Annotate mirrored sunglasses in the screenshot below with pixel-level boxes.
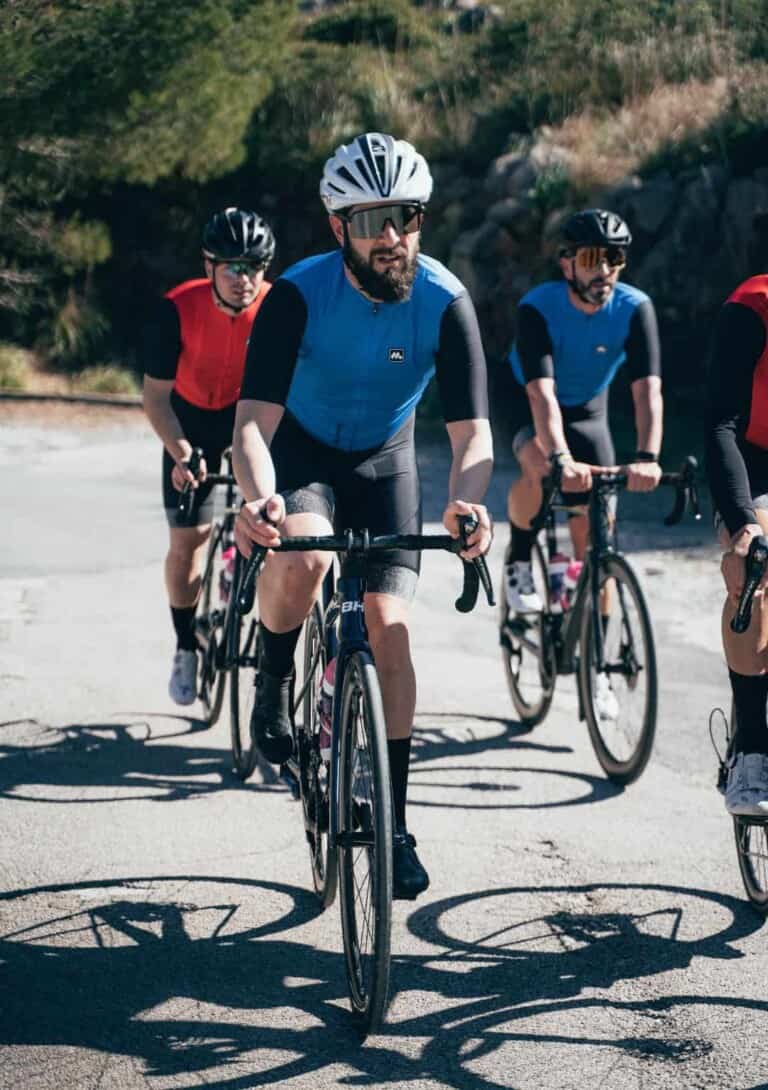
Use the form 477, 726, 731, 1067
220, 261, 265, 278
340, 203, 424, 239
573, 246, 626, 272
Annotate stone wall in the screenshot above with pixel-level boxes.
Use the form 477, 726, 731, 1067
435, 142, 768, 386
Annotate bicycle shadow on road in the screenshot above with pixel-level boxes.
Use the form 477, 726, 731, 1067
0, 875, 763, 1090
409, 712, 622, 810
0, 717, 288, 804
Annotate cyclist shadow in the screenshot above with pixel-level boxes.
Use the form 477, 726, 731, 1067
409, 712, 622, 810
0, 717, 281, 804
1, 875, 763, 1089
390, 880, 766, 1083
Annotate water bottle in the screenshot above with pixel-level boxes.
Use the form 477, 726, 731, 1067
563, 558, 583, 608
548, 552, 569, 614
219, 545, 237, 604
317, 657, 337, 761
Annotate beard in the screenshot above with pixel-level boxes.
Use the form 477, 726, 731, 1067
568, 269, 615, 307
343, 238, 419, 302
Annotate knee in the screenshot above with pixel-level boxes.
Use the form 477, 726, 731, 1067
268, 551, 329, 596
167, 530, 208, 567
365, 607, 411, 671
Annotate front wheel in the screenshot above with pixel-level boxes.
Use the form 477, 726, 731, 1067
227, 558, 260, 781
197, 525, 227, 726
578, 553, 657, 784
297, 603, 336, 907
734, 817, 768, 914
337, 652, 392, 1035
499, 539, 557, 727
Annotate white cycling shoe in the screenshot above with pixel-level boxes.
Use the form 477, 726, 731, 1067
594, 672, 619, 720
724, 751, 768, 816
505, 561, 543, 613
169, 649, 198, 706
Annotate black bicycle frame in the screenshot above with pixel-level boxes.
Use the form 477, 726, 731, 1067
541, 479, 619, 676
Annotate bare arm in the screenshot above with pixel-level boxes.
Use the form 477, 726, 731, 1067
526, 378, 570, 457
446, 418, 493, 503
142, 376, 191, 464
232, 399, 285, 503
442, 418, 493, 558
631, 374, 663, 455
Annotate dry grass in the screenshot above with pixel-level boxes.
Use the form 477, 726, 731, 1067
545, 76, 730, 193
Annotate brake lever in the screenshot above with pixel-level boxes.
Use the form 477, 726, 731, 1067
236, 502, 279, 615
730, 534, 768, 634
177, 447, 203, 525
453, 514, 495, 611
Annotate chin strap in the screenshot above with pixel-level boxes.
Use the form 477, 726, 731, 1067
564, 260, 598, 305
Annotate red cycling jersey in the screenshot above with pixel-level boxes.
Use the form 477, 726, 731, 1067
728, 275, 768, 450
165, 278, 271, 411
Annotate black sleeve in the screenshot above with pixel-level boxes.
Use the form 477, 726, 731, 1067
139, 298, 182, 381
239, 279, 308, 404
625, 300, 662, 382
516, 303, 554, 384
434, 293, 489, 421
706, 302, 766, 534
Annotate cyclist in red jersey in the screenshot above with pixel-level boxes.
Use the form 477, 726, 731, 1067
707, 274, 768, 813
141, 208, 275, 705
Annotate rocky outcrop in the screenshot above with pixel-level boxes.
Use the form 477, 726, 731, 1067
439, 140, 768, 373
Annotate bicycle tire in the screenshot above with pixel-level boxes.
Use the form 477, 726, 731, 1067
298, 603, 337, 907
727, 705, 768, 913
578, 552, 657, 784
228, 574, 260, 781
499, 539, 556, 727
733, 816, 768, 913
337, 651, 392, 1034
197, 524, 227, 726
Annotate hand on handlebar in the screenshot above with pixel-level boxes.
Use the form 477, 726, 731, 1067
560, 460, 593, 493
235, 494, 286, 557
443, 500, 493, 560
172, 452, 207, 492
626, 461, 662, 493
722, 523, 767, 603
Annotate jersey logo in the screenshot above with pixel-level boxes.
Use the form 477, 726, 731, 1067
388, 348, 406, 364
595, 344, 607, 354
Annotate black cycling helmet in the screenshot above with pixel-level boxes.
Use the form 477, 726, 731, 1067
202, 207, 276, 266
558, 208, 632, 254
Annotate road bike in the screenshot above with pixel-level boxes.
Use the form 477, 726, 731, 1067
236, 519, 494, 1034
178, 448, 259, 779
499, 457, 700, 784
711, 534, 768, 914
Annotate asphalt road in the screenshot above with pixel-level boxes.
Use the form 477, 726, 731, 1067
1, 405, 766, 1090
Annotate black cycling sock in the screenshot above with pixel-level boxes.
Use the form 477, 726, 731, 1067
388, 736, 412, 830
729, 669, 768, 755
171, 606, 197, 652
509, 524, 534, 563
259, 624, 302, 678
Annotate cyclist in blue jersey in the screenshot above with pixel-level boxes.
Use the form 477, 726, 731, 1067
503, 209, 663, 718
232, 132, 492, 900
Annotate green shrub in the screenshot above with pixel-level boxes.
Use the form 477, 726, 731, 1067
0, 344, 33, 390
71, 364, 139, 396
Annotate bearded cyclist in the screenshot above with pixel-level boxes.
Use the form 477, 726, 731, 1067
707, 273, 768, 814
232, 132, 492, 900
502, 208, 663, 718
141, 208, 275, 706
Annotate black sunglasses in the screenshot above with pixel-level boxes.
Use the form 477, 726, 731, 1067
338, 203, 424, 240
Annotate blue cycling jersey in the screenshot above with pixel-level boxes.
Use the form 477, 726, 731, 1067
278, 250, 470, 450
508, 280, 652, 406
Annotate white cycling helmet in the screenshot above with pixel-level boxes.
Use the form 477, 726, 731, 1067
320, 132, 433, 212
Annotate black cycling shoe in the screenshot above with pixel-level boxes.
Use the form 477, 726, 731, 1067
249, 668, 294, 764
392, 826, 430, 901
